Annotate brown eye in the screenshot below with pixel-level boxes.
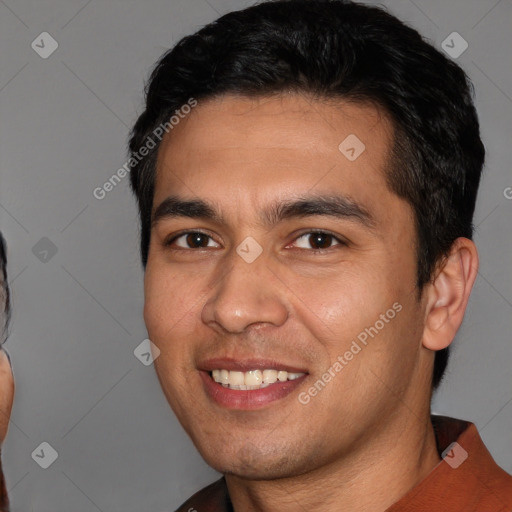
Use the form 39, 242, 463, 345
309, 233, 333, 249
184, 233, 210, 248
293, 231, 344, 250
166, 232, 219, 249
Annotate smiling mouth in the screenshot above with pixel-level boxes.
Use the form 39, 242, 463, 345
210, 369, 306, 390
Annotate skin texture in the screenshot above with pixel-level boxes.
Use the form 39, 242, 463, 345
143, 93, 478, 511
0, 347, 14, 510
1, 257, 15, 510
0, 349, 14, 444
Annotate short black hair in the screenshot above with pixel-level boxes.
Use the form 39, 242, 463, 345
0, 233, 10, 345
128, 0, 485, 390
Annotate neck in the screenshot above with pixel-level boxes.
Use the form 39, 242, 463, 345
225, 412, 441, 512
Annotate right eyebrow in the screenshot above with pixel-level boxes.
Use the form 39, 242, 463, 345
151, 195, 222, 228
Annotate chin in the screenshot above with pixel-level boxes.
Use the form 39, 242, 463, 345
200, 440, 309, 481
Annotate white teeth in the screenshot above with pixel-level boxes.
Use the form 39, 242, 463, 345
262, 369, 278, 384
220, 369, 229, 385
277, 370, 288, 382
245, 370, 262, 386
230, 371, 245, 386
211, 369, 305, 389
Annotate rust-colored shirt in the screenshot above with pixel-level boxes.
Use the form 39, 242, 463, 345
175, 416, 512, 511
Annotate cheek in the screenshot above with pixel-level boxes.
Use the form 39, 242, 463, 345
283, 262, 389, 335
302, 266, 417, 375
143, 263, 199, 351
143, 271, 198, 399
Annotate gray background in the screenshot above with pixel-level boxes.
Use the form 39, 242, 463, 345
0, 0, 510, 510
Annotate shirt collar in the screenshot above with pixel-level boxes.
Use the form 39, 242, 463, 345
176, 415, 512, 511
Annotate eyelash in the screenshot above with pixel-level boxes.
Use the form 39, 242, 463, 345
163, 230, 346, 252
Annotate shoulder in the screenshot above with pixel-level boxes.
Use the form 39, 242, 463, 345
388, 416, 512, 511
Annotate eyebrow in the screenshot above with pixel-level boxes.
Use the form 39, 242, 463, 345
151, 194, 376, 230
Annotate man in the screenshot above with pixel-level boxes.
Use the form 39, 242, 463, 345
128, 1, 512, 510
0, 233, 15, 512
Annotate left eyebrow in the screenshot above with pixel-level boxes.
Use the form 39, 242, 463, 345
151, 193, 376, 231
262, 194, 376, 230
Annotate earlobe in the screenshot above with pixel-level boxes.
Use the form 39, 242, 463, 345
422, 238, 479, 352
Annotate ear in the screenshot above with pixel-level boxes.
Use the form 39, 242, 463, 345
422, 238, 479, 351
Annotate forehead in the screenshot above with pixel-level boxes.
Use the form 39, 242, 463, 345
153, 93, 397, 221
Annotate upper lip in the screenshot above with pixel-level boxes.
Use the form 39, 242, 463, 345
199, 357, 308, 373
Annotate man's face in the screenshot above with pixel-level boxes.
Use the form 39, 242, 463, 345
144, 93, 430, 478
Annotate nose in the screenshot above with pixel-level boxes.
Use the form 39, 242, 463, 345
201, 249, 289, 334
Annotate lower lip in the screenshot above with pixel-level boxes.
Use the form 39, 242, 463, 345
199, 371, 308, 410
